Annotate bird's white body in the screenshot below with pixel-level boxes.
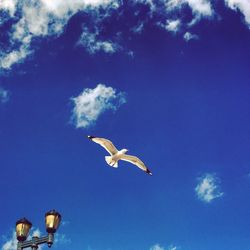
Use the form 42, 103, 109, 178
88, 136, 152, 175
105, 149, 128, 168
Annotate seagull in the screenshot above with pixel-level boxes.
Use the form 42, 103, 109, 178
87, 136, 152, 175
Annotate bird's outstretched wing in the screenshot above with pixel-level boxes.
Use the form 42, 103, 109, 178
88, 136, 118, 155
120, 154, 152, 175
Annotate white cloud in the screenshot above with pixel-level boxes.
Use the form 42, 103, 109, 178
31, 229, 42, 238
225, 0, 250, 27
1, 229, 43, 250
150, 244, 164, 250
61, 220, 70, 226
2, 232, 17, 250
132, 22, 145, 34
55, 233, 71, 244
1, 0, 250, 71
195, 173, 224, 203
0, 0, 117, 70
0, 87, 10, 103
150, 244, 179, 250
0, 0, 212, 70
0, 43, 31, 70
78, 27, 118, 54
141, 0, 156, 12
165, 0, 213, 27
71, 83, 126, 128
165, 19, 181, 33
1, 229, 70, 250
183, 31, 199, 41
166, 0, 213, 17
168, 246, 178, 250
39, 0, 114, 14
186, 0, 213, 17
0, 0, 17, 17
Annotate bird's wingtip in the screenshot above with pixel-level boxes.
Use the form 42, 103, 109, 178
87, 135, 95, 140
146, 169, 153, 176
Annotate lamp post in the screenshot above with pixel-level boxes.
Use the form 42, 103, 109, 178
16, 210, 61, 250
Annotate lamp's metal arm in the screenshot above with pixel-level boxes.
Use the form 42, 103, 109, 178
17, 234, 54, 250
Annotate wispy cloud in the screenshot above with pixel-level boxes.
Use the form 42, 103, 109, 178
165, 19, 181, 33
53, 219, 71, 245
1, 229, 42, 250
78, 27, 118, 54
0, 43, 31, 70
195, 173, 224, 203
166, 0, 213, 16
31, 229, 42, 238
150, 244, 165, 250
168, 246, 178, 250
1, 228, 69, 250
186, 0, 213, 17
166, 0, 213, 26
0, 87, 10, 103
0, 0, 116, 70
55, 233, 71, 245
2, 232, 17, 250
150, 244, 179, 250
61, 220, 70, 227
225, 0, 250, 27
131, 22, 145, 34
183, 32, 199, 41
0, 0, 17, 17
0, 0, 250, 70
71, 84, 126, 128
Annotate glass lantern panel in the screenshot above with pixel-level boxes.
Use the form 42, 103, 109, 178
46, 214, 60, 231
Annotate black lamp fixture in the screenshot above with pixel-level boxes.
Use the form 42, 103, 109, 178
45, 210, 61, 234
16, 218, 32, 242
15, 210, 61, 250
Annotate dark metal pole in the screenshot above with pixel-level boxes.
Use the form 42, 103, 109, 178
31, 236, 38, 250
17, 234, 54, 249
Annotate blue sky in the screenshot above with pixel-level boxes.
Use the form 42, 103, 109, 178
0, 1, 250, 250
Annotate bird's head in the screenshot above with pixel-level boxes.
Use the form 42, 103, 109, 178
121, 148, 128, 154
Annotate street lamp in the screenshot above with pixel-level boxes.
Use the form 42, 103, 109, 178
16, 218, 32, 242
16, 210, 61, 250
45, 210, 61, 234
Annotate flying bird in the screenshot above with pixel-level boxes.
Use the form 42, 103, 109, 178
87, 136, 152, 175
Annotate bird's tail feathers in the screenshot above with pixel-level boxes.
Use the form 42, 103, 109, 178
105, 156, 112, 164
105, 156, 118, 168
